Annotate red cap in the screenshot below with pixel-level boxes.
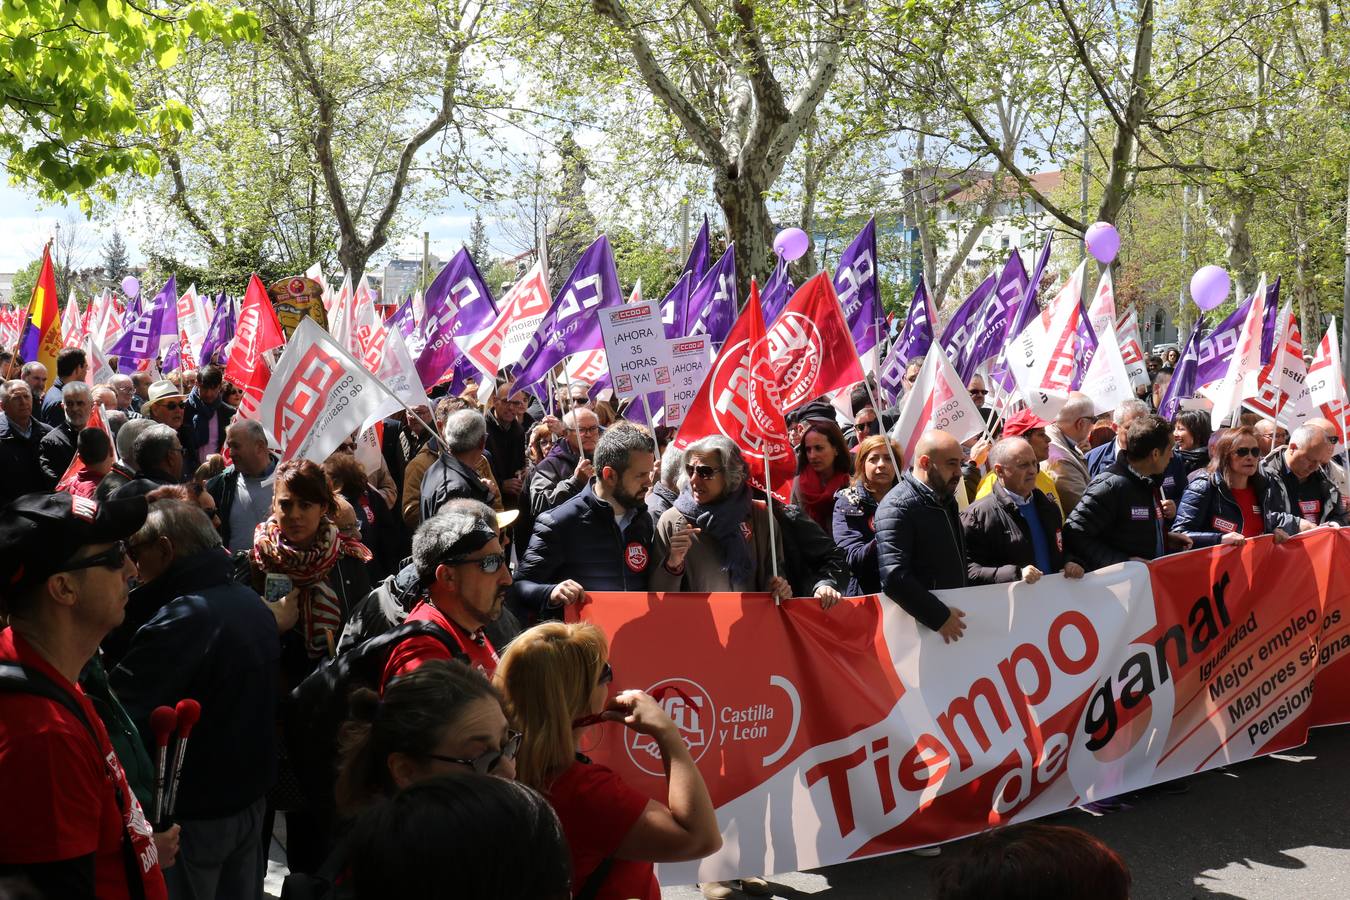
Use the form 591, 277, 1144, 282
1003, 409, 1051, 437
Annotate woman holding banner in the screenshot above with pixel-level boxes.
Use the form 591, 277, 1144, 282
833, 435, 902, 596
496, 621, 721, 900
1172, 425, 1291, 547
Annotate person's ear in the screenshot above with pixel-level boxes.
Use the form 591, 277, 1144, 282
45, 572, 81, 610
386, 752, 421, 790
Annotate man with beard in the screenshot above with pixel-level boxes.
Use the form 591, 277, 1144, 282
380, 501, 513, 687
510, 424, 682, 625
875, 429, 969, 644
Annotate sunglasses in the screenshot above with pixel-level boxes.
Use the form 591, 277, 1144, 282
160, 401, 185, 411
1231, 446, 1260, 458
685, 464, 723, 480
425, 730, 523, 775
59, 540, 129, 574
442, 552, 507, 574
571, 663, 617, 728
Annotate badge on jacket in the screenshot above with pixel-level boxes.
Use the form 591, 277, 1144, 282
625, 542, 649, 573
1300, 499, 1321, 521
1212, 516, 1237, 533
1130, 506, 1150, 521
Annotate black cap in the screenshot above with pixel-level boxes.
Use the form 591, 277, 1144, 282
0, 492, 148, 593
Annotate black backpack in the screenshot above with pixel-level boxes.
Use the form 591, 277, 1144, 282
282, 620, 468, 813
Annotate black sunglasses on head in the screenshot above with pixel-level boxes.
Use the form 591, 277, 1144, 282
425, 730, 523, 775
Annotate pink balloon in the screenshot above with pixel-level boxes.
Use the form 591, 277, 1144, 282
773, 228, 810, 262
1084, 221, 1120, 265
120, 275, 141, 299
1190, 265, 1231, 311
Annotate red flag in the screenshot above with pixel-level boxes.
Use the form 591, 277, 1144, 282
674, 280, 795, 502
55, 403, 112, 493
225, 274, 286, 415
766, 272, 866, 412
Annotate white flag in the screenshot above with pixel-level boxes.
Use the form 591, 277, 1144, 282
328, 272, 355, 349
1246, 301, 1313, 429
460, 261, 553, 379
1078, 319, 1135, 415
1008, 260, 1087, 420
1307, 321, 1350, 441
1086, 269, 1116, 338
888, 348, 985, 461
175, 283, 210, 368
61, 291, 82, 348
1207, 275, 1266, 429
1114, 309, 1150, 388
84, 333, 115, 384
255, 317, 404, 464
306, 262, 332, 312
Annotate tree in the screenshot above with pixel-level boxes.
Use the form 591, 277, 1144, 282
102, 230, 131, 290
10, 257, 44, 313
468, 212, 490, 270
0, 0, 257, 207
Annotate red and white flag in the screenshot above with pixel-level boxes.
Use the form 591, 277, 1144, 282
887, 346, 985, 462
1115, 308, 1150, 388
1246, 301, 1313, 428
256, 317, 404, 463
764, 272, 865, 413
306, 261, 332, 312
225, 274, 287, 420
328, 272, 354, 343
55, 401, 114, 492
174, 283, 210, 369
564, 349, 609, 386
1205, 274, 1266, 429
1078, 318, 1135, 415
1308, 320, 1350, 442
1007, 260, 1087, 419
60, 292, 83, 348
1086, 268, 1116, 339
461, 261, 553, 379
674, 280, 795, 502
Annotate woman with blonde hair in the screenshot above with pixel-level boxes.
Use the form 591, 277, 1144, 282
833, 435, 902, 595
495, 621, 721, 900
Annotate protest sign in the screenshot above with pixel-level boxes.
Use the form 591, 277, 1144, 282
599, 300, 673, 400
573, 529, 1350, 885
664, 335, 711, 427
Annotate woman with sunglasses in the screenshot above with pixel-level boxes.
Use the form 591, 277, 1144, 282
495, 622, 721, 900
1172, 426, 1291, 547
335, 659, 520, 816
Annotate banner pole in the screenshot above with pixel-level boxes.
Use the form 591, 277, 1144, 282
763, 459, 782, 606
860, 369, 903, 480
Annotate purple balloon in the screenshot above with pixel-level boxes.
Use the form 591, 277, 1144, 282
1084, 221, 1121, 265
120, 275, 141, 299
773, 227, 810, 262
1190, 265, 1231, 311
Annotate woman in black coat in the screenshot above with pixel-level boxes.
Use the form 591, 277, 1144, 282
832, 435, 901, 595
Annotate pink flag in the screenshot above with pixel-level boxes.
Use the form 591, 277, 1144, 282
1246, 302, 1312, 428
1007, 260, 1087, 419
461, 261, 553, 379
60, 293, 83, 348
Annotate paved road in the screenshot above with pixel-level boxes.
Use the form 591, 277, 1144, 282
662, 727, 1350, 900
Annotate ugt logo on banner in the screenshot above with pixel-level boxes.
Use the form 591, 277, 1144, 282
763, 313, 823, 410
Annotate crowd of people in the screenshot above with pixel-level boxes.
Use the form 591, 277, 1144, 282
1, 339, 1342, 900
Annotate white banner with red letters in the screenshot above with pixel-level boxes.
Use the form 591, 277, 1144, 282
572, 529, 1350, 884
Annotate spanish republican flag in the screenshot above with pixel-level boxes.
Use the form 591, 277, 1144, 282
19, 243, 62, 372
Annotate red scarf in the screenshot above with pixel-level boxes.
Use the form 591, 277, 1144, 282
795, 467, 850, 531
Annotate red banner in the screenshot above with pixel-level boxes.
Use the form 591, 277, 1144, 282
572, 530, 1350, 884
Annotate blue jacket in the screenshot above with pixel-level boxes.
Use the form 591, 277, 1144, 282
1085, 439, 1117, 478
832, 484, 882, 596
510, 485, 656, 623
1172, 471, 1275, 547
184, 387, 235, 455
110, 548, 279, 820
875, 472, 967, 631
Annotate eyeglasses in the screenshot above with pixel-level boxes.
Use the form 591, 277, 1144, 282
441, 552, 507, 574
424, 730, 523, 775
1232, 446, 1260, 458
160, 401, 184, 411
599, 661, 613, 685
685, 464, 723, 480
59, 541, 129, 573
568, 425, 600, 435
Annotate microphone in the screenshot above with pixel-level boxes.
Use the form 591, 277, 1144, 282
164, 698, 201, 820
149, 706, 177, 826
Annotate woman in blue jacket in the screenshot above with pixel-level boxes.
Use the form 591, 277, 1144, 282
832, 435, 902, 595
1173, 425, 1291, 547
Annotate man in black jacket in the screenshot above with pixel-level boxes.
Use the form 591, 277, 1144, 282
38, 346, 87, 426
0, 379, 51, 503
183, 363, 235, 464
109, 499, 278, 899
528, 406, 600, 518
419, 409, 495, 522
962, 437, 1085, 585
511, 423, 689, 623
1260, 422, 1349, 532
875, 430, 968, 642
1065, 415, 1193, 570
37, 380, 92, 487
485, 381, 528, 507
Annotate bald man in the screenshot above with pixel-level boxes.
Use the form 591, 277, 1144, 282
1306, 416, 1349, 501
875, 430, 968, 643
1261, 422, 1349, 530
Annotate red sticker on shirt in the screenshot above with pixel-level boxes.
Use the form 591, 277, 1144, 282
1212, 516, 1237, 533
624, 542, 649, 573
1300, 499, 1321, 522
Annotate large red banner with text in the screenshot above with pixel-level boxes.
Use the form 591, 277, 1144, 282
573, 530, 1350, 884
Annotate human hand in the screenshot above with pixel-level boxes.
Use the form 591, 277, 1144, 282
667, 523, 699, 568
268, 587, 301, 633
768, 576, 792, 602
154, 824, 181, 869
480, 478, 499, 501
1299, 519, 1317, 533
503, 476, 523, 496
574, 458, 594, 481
603, 689, 679, 742
550, 580, 586, 607
937, 608, 967, 644
543, 415, 564, 436
969, 438, 992, 468
1020, 565, 1043, 584
1219, 531, 1246, 546
1063, 561, 1085, 579
1273, 528, 1291, 544
1161, 498, 1177, 520
814, 584, 842, 610
1165, 531, 1194, 551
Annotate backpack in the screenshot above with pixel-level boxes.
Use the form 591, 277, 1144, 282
282, 620, 468, 814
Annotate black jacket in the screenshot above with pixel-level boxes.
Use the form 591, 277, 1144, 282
1172, 471, 1277, 547
529, 441, 586, 518
776, 501, 849, 598
646, 482, 678, 521
1064, 458, 1165, 570
184, 388, 235, 456
831, 484, 882, 595
109, 549, 279, 819
0, 414, 51, 504
36, 419, 78, 487
1160, 447, 1209, 504
484, 414, 527, 493
38, 380, 68, 427
510, 485, 655, 623
419, 453, 491, 522
1261, 452, 1349, 531
961, 484, 1066, 584
875, 472, 967, 631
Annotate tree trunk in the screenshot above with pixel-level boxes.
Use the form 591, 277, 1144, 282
1094, 0, 1153, 226
714, 168, 776, 304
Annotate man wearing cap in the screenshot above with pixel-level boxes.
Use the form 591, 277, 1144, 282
974, 408, 1064, 516
144, 380, 196, 480
38, 380, 93, 488
0, 379, 52, 504
380, 500, 512, 688
0, 493, 174, 899
39, 346, 88, 427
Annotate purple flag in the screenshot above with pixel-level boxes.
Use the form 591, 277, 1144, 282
110, 276, 178, 368
1159, 318, 1206, 420
514, 235, 623, 388
416, 248, 498, 387
199, 292, 234, 366
879, 280, 937, 405
1007, 237, 1055, 340
1260, 276, 1281, 365
687, 245, 738, 348
834, 217, 881, 357
1195, 293, 1256, 387
760, 256, 796, 324
956, 250, 1030, 381
1069, 307, 1098, 390
682, 214, 710, 282
938, 273, 996, 364
659, 271, 694, 339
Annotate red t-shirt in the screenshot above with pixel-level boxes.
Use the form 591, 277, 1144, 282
380, 601, 498, 689
547, 757, 658, 900
1230, 486, 1264, 537
0, 629, 167, 900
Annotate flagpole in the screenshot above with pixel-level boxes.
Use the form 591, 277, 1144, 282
762, 458, 782, 606
859, 366, 903, 481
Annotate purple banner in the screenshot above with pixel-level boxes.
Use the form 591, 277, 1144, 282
514, 235, 623, 388
110, 276, 177, 368
1070, 307, 1098, 390
937, 273, 996, 365
1261, 276, 1280, 365
687, 245, 738, 348
956, 250, 1029, 382
416, 247, 498, 387
760, 256, 796, 325
1159, 318, 1206, 420
199, 292, 234, 366
660, 271, 694, 340
1008, 237, 1054, 340
682, 214, 710, 283
878, 280, 936, 405
834, 217, 881, 357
